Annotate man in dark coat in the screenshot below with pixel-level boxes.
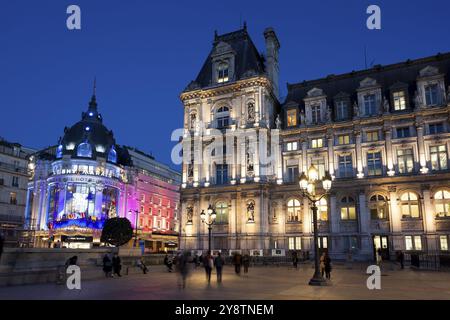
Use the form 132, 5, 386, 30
103, 254, 113, 277
112, 253, 122, 277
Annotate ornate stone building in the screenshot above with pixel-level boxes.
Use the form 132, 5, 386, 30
180, 26, 450, 261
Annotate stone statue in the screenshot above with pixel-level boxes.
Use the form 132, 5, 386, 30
190, 113, 196, 130
247, 103, 255, 122
353, 101, 359, 117
275, 114, 281, 129
383, 96, 390, 113
247, 201, 255, 222
326, 105, 332, 122
186, 206, 193, 223
246, 143, 254, 173
187, 163, 194, 177
414, 91, 423, 109
300, 109, 306, 125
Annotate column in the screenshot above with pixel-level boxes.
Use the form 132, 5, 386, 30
327, 133, 334, 177
358, 192, 372, 257
388, 188, 401, 233
416, 124, 428, 173
253, 131, 260, 182
301, 139, 308, 173
385, 129, 395, 176
355, 131, 364, 178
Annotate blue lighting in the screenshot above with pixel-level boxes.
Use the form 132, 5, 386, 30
50, 217, 106, 230
85, 126, 90, 131
89, 112, 94, 116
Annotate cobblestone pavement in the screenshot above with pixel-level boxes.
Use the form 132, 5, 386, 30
1, 263, 450, 300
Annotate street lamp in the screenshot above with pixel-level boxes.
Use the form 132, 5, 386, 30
129, 209, 139, 247
299, 165, 332, 286
200, 204, 216, 253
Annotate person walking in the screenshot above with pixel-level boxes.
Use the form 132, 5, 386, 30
137, 257, 148, 274
320, 252, 326, 277
398, 251, 405, 270
177, 251, 189, 289
0, 233, 5, 262
203, 251, 213, 283
164, 254, 173, 272
112, 253, 122, 277
292, 251, 299, 270
324, 252, 332, 280
376, 248, 383, 268
103, 253, 113, 278
242, 254, 250, 274
233, 253, 242, 275
214, 252, 225, 283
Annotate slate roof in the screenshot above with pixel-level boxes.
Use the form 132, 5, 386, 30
284, 52, 450, 118
187, 26, 266, 90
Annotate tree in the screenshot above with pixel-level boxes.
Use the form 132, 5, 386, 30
100, 217, 133, 247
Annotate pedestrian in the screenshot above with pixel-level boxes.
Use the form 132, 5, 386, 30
376, 248, 383, 267
137, 257, 148, 274
164, 254, 173, 272
0, 233, 4, 262
214, 252, 225, 283
398, 251, 405, 270
320, 252, 326, 277
292, 251, 298, 269
203, 251, 213, 283
65, 255, 78, 269
324, 252, 332, 280
112, 253, 122, 277
177, 251, 189, 289
233, 253, 242, 275
103, 253, 113, 277
242, 254, 250, 274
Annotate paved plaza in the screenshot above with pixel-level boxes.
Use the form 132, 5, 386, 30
1, 263, 450, 300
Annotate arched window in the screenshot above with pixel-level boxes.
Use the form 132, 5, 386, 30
215, 202, 228, 224
108, 146, 117, 163
340, 196, 356, 220
400, 192, 420, 218
317, 198, 328, 221
76, 142, 92, 158
216, 106, 230, 129
56, 145, 63, 159
369, 194, 388, 219
217, 63, 229, 83
287, 199, 301, 222
435, 190, 450, 217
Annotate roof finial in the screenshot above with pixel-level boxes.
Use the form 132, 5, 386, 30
93, 76, 97, 96
243, 20, 247, 30
214, 30, 218, 41
89, 77, 97, 111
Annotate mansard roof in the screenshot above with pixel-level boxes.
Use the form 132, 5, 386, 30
284, 52, 450, 111
187, 26, 266, 90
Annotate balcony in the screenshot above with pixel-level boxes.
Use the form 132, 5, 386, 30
340, 220, 358, 233
0, 161, 28, 175
370, 219, 390, 232
436, 217, 450, 231
401, 218, 424, 231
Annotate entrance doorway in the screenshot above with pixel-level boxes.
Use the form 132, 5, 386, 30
373, 235, 390, 260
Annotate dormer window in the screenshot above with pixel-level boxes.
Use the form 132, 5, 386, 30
56, 145, 63, 159
286, 109, 297, 127
393, 91, 406, 110
335, 101, 348, 121
216, 106, 230, 128
77, 142, 92, 158
108, 146, 117, 163
217, 63, 229, 83
425, 84, 439, 106
311, 105, 321, 124
363, 94, 377, 115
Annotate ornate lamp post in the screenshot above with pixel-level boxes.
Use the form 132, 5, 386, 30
200, 204, 217, 253
299, 165, 332, 286
128, 209, 139, 247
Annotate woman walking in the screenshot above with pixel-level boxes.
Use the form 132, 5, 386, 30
324, 252, 332, 280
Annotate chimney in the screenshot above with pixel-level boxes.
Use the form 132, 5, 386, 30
264, 27, 280, 100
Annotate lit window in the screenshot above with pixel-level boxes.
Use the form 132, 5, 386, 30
366, 131, 379, 142
311, 105, 321, 124
340, 196, 356, 220
429, 123, 444, 134
316, 198, 328, 221
217, 63, 229, 83
397, 149, 414, 174
370, 194, 388, 219
363, 94, 377, 115
434, 190, 450, 217
288, 237, 295, 250
405, 235, 422, 251
311, 158, 326, 179
10, 192, 17, 205
318, 236, 328, 249
440, 235, 449, 251
287, 199, 301, 222
288, 237, 302, 250
338, 135, 350, 145
108, 146, 117, 163
287, 109, 297, 127
215, 202, 228, 224
400, 192, 420, 218
425, 84, 439, 106
430, 145, 448, 171
56, 145, 63, 158
311, 138, 323, 149
393, 91, 406, 110
77, 142, 92, 158
367, 151, 382, 176
286, 141, 298, 151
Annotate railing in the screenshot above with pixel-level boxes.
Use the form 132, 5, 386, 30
0, 161, 28, 174
404, 251, 450, 271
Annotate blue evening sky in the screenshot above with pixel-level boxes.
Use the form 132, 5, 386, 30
1, 0, 449, 168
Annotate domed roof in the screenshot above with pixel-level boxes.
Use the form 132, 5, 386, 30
57, 92, 130, 165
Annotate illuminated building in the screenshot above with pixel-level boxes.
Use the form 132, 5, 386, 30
179, 25, 450, 260
26, 91, 180, 249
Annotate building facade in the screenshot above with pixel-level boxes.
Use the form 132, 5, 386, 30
0, 138, 35, 246
27, 92, 180, 250
179, 26, 450, 261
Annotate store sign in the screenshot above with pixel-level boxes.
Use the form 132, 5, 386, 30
61, 235, 93, 243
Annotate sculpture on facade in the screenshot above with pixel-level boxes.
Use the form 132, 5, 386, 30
353, 101, 359, 117
190, 113, 197, 130
275, 114, 281, 129
326, 105, 332, 122
246, 142, 254, 174
247, 102, 255, 122
414, 90, 423, 109
247, 201, 255, 222
383, 96, 390, 113
300, 109, 306, 125
186, 206, 193, 223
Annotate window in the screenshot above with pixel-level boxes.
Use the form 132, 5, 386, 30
217, 63, 229, 83
397, 149, 414, 174
318, 236, 328, 249
12, 176, 19, 187
425, 84, 439, 105
287, 109, 297, 127
338, 135, 350, 145
215, 164, 228, 185
340, 196, 356, 220
370, 194, 388, 219
335, 101, 348, 120
56, 145, 63, 158
430, 145, 448, 171
286, 141, 298, 151
216, 106, 230, 129
440, 235, 449, 251
363, 94, 377, 115
311, 105, 321, 124
393, 91, 406, 110
366, 131, 379, 142
405, 235, 422, 251
286, 166, 299, 183
108, 146, 117, 163
215, 202, 228, 224
434, 190, 450, 217
317, 198, 328, 221
429, 123, 444, 134
77, 142, 92, 158
367, 151, 382, 176
338, 154, 353, 178
288, 237, 302, 250
311, 158, 326, 179
0, 178, 3, 185
400, 192, 420, 218
287, 199, 301, 222
10, 192, 17, 205
311, 138, 323, 149
396, 127, 410, 138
